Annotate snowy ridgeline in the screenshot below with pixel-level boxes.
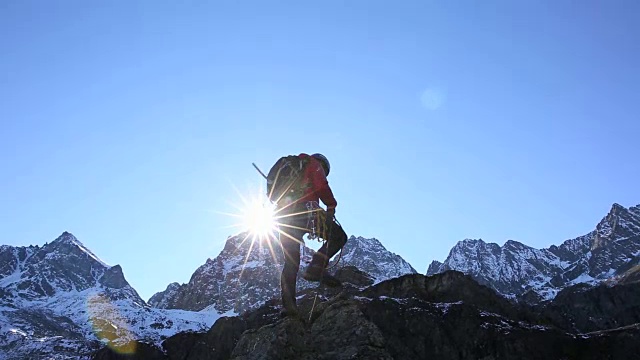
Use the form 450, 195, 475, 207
0, 298, 227, 358
427, 203, 640, 301
334, 236, 417, 282
0, 232, 232, 359
147, 234, 418, 314
1, 231, 419, 359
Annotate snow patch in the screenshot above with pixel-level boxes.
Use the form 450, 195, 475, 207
569, 273, 595, 285
353, 296, 373, 302
74, 242, 109, 267
433, 301, 463, 315
537, 287, 561, 301
377, 296, 408, 305
0, 269, 24, 288
8, 328, 28, 337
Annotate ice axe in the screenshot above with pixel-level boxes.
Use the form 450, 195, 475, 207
252, 163, 267, 179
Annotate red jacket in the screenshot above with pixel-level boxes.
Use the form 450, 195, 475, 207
295, 153, 337, 210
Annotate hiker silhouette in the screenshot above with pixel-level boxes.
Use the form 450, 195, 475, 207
265, 153, 348, 317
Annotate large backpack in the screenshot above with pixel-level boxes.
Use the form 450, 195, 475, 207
266, 155, 309, 203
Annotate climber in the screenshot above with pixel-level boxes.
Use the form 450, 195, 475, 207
265, 153, 348, 318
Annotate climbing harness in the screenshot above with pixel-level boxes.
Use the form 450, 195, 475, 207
305, 201, 325, 241
307, 204, 346, 322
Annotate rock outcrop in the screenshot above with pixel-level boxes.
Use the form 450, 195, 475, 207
93, 269, 640, 360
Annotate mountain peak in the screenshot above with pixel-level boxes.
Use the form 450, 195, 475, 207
504, 239, 528, 249
348, 235, 382, 244
460, 238, 485, 245
48, 231, 109, 267
450, 238, 490, 252
426, 260, 444, 275
608, 203, 627, 216
338, 235, 416, 282
430, 201, 640, 301
593, 202, 640, 250
53, 231, 79, 244
150, 233, 416, 313
347, 235, 384, 246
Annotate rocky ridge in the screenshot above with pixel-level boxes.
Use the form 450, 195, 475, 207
149, 234, 416, 314
427, 203, 640, 302
93, 268, 640, 360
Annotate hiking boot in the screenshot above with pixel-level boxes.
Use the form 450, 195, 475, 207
303, 265, 342, 288
279, 306, 300, 318
280, 297, 300, 318
302, 264, 324, 282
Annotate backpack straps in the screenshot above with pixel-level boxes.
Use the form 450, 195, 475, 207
266, 155, 308, 204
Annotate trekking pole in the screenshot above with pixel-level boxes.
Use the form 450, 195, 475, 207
325, 216, 344, 270
252, 163, 268, 179
309, 241, 328, 323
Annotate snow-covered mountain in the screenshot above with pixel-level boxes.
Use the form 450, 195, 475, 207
0, 232, 220, 360
148, 232, 288, 314
427, 203, 640, 302
149, 234, 416, 313
1, 230, 415, 358
331, 236, 416, 281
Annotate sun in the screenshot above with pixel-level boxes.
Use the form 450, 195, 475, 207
242, 199, 277, 240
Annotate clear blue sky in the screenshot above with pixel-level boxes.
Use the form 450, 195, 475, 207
1, 1, 638, 301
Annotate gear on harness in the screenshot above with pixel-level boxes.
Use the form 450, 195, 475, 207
302, 201, 344, 271
305, 213, 344, 322
305, 201, 327, 241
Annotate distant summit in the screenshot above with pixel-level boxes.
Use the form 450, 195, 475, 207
148, 233, 417, 313
4, 204, 640, 359
427, 203, 640, 302
335, 236, 417, 281
0, 232, 217, 359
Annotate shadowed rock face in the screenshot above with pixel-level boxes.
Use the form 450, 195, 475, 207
539, 281, 640, 333
617, 263, 640, 285
91, 342, 167, 360
93, 269, 640, 360
162, 316, 247, 360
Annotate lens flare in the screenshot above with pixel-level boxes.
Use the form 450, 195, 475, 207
87, 292, 136, 355
216, 181, 319, 289
242, 199, 277, 240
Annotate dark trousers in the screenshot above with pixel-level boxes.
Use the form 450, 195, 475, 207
278, 208, 348, 308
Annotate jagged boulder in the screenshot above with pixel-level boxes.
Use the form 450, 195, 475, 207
162, 317, 247, 360
334, 266, 375, 289
229, 317, 307, 360
230, 300, 393, 360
